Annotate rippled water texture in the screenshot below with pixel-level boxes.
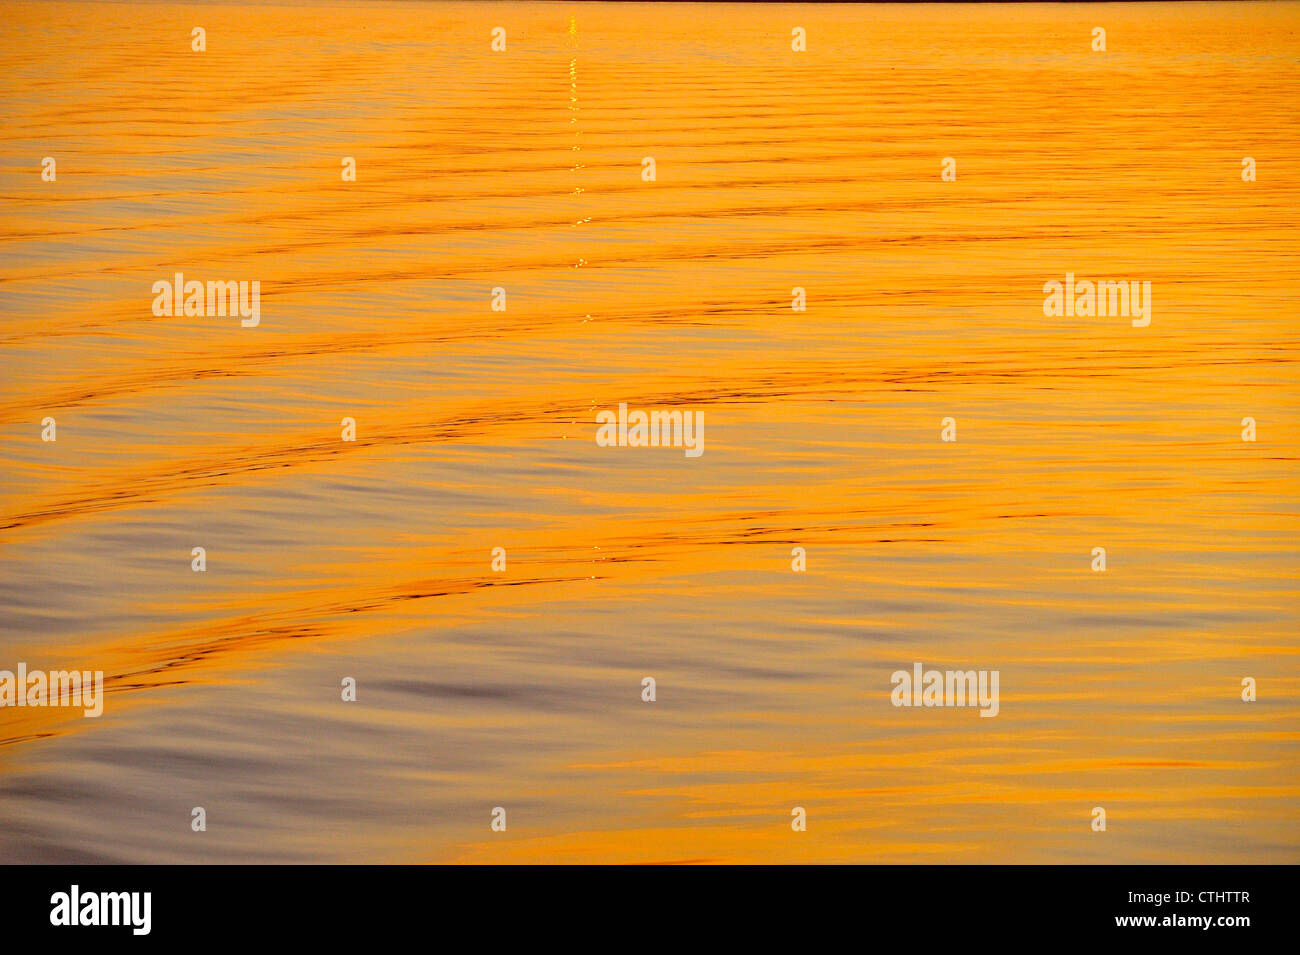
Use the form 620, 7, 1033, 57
1, 1, 1298, 863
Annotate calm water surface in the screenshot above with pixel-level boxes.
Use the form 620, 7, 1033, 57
1, 1, 1298, 862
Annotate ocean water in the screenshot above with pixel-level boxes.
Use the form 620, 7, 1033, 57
0, 0, 1297, 863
